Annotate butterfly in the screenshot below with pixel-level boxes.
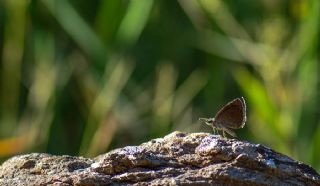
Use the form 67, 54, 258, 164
199, 97, 246, 137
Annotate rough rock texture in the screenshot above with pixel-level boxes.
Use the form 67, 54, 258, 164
0, 132, 319, 186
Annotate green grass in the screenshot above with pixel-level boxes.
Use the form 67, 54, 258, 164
0, 0, 319, 172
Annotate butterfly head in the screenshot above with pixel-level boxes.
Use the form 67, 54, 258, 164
199, 117, 215, 126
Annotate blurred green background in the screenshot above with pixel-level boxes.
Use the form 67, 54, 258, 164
0, 0, 319, 171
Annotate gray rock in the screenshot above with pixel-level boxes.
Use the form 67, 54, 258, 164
0, 131, 319, 185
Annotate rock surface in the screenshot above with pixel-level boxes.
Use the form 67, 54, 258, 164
0, 131, 319, 185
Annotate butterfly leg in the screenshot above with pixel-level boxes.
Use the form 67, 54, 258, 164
224, 128, 237, 137
216, 129, 220, 136
212, 127, 217, 135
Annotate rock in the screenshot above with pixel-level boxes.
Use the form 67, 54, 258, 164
0, 131, 319, 185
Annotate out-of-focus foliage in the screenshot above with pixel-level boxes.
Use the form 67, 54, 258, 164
0, 0, 319, 171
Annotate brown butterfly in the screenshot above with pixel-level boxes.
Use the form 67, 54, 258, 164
199, 97, 246, 137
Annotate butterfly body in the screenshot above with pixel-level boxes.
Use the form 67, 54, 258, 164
199, 97, 246, 137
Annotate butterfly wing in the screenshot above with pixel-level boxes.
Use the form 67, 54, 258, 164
214, 97, 246, 129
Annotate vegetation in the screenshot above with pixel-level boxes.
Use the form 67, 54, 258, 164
0, 0, 319, 172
